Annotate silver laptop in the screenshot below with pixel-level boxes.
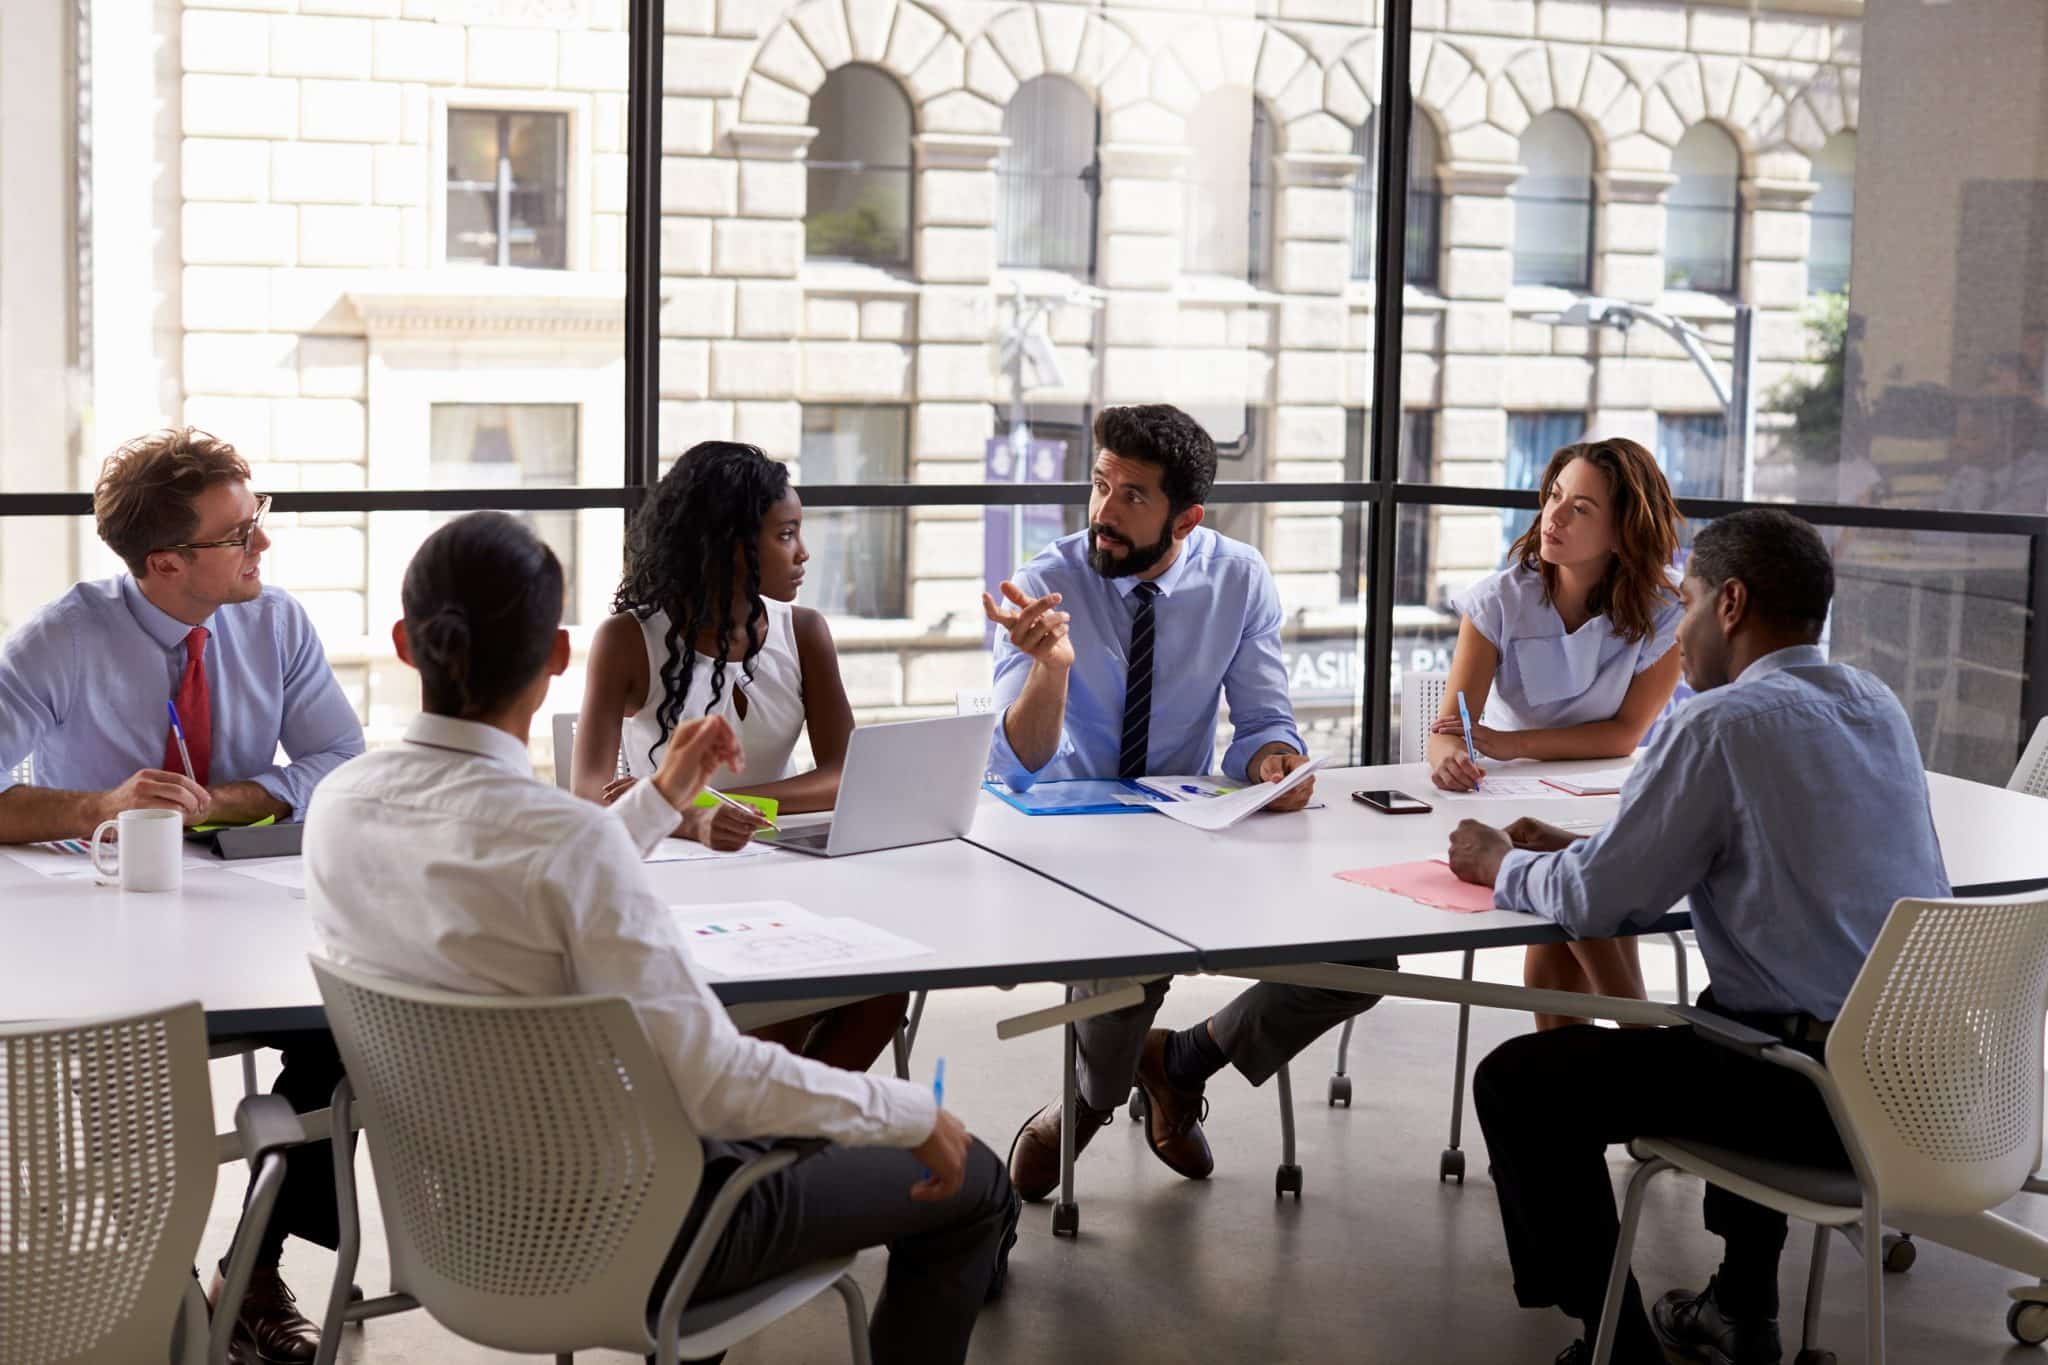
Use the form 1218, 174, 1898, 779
764, 711, 999, 858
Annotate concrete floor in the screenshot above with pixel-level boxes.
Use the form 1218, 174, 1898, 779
200, 954, 2048, 1364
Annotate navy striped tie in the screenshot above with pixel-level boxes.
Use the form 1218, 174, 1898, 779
1118, 582, 1161, 781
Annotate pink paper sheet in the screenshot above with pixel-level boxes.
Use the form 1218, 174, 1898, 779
1335, 859, 1497, 913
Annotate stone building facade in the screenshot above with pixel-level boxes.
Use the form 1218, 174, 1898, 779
0, 0, 1862, 758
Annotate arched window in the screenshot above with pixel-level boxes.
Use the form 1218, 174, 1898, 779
1350, 113, 1441, 287
805, 65, 913, 267
997, 76, 1100, 275
1512, 111, 1596, 289
1667, 123, 1741, 293
1184, 92, 1272, 284
1809, 131, 1856, 295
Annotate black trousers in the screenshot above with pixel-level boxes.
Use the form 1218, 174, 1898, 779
222, 1029, 348, 1270
1471, 1004, 1845, 1354
658, 1137, 1014, 1365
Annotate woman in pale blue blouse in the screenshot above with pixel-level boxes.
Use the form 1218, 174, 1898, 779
1427, 437, 1684, 1029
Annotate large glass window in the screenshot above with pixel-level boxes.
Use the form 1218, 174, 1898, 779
1656, 412, 1729, 499
998, 77, 1099, 275
797, 405, 909, 618
1809, 132, 1856, 297
429, 404, 581, 622
1666, 124, 1741, 294
1352, 115, 1441, 288
805, 66, 914, 268
446, 110, 569, 270
1512, 112, 1596, 289
1184, 94, 1273, 284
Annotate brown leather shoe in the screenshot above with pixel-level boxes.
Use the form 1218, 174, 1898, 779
212, 1266, 320, 1365
1006, 1096, 1114, 1203
1135, 1028, 1214, 1180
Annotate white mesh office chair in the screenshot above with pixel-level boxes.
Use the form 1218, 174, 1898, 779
2011, 717, 2048, 798
1323, 671, 1690, 1183
310, 959, 872, 1365
1591, 894, 2048, 1365
1, 1001, 293, 1365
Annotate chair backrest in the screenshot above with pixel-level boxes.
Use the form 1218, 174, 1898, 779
2012, 716, 2048, 798
311, 958, 702, 1354
550, 714, 577, 792
0, 1003, 216, 1365
1400, 671, 1449, 765
1828, 894, 2048, 1217
553, 713, 630, 793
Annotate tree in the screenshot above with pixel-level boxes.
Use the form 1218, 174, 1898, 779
1766, 290, 1850, 466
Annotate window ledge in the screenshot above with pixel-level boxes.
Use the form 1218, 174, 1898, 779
1655, 290, 1740, 321
1506, 283, 1587, 314
800, 260, 921, 298
347, 269, 626, 337
1177, 273, 1280, 306
992, 266, 1099, 298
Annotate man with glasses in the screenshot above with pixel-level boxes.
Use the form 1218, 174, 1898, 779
0, 427, 364, 1363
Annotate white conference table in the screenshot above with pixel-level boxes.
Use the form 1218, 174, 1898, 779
967, 759, 2048, 971
0, 835, 1196, 1038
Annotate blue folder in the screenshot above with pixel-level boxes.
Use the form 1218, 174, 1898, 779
981, 779, 1171, 816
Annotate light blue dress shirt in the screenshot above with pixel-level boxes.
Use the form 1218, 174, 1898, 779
0, 576, 365, 818
1494, 645, 1951, 1018
989, 526, 1304, 789
1455, 563, 1682, 732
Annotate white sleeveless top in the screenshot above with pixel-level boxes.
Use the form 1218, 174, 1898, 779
621, 600, 806, 788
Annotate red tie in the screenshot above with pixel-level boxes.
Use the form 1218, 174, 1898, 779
164, 627, 213, 787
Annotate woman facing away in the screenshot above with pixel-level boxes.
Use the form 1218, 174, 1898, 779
575, 440, 908, 1072
1427, 437, 1685, 1030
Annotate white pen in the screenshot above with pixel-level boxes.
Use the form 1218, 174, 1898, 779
705, 787, 777, 831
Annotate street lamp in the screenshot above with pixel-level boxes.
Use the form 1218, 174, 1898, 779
1531, 295, 1758, 499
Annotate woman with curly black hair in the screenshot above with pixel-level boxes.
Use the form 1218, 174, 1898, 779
575, 440, 906, 1072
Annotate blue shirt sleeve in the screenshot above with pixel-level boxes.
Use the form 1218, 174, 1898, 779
1454, 569, 1511, 649
1493, 713, 1731, 939
248, 599, 366, 818
1218, 562, 1305, 782
985, 565, 1077, 791
0, 608, 73, 797
1636, 591, 1683, 674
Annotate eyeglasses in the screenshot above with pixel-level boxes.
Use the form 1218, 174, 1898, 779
159, 493, 271, 554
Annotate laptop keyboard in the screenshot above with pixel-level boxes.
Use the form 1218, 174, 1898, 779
774, 825, 833, 851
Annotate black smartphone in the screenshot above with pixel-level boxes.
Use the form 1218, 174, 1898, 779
1353, 789, 1433, 815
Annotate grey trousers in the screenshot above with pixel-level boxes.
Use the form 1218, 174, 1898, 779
1072, 961, 1398, 1110
668, 1136, 1015, 1365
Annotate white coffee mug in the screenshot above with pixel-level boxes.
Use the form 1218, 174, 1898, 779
90, 807, 184, 893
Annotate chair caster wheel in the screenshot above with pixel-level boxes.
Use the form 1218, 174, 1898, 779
1793, 1350, 1837, 1365
1051, 1202, 1079, 1239
1328, 1076, 1351, 1107
1439, 1148, 1465, 1183
2009, 1299, 2048, 1346
1275, 1164, 1302, 1199
1128, 1089, 1148, 1123
1881, 1233, 1916, 1273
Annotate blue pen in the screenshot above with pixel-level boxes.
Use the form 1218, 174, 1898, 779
933, 1056, 946, 1107
166, 700, 197, 780
1455, 690, 1481, 789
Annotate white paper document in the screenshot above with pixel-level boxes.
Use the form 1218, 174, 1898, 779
671, 900, 934, 978
2, 841, 215, 880
1145, 756, 1333, 831
220, 857, 308, 897
646, 838, 774, 864
1429, 776, 1588, 802
2, 841, 102, 879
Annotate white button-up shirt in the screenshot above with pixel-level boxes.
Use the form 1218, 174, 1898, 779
306, 713, 936, 1149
